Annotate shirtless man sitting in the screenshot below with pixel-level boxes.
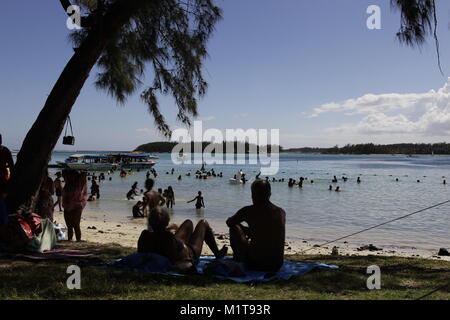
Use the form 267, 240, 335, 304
226, 179, 286, 272
143, 179, 165, 216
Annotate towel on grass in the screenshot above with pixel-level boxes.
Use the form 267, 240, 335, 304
0, 249, 95, 261
106, 253, 338, 282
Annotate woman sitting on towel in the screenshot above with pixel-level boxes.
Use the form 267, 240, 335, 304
138, 206, 227, 270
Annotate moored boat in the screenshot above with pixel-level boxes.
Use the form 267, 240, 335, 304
57, 154, 119, 171
109, 152, 157, 170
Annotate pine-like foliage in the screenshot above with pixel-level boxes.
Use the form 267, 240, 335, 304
391, 0, 443, 73
69, 0, 222, 137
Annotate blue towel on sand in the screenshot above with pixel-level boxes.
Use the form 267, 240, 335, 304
106, 253, 338, 283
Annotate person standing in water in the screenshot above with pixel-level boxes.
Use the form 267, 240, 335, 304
188, 191, 205, 209
126, 181, 139, 200
90, 179, 100, 200
166, 186, 175, 209
142, 178, 165, 216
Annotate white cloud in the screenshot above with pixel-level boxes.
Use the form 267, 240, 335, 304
311, 78, 450, 138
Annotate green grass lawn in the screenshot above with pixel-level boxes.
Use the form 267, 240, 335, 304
0, 241, 449, 300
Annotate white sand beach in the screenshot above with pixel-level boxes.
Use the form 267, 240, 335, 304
54, 210, 450, 261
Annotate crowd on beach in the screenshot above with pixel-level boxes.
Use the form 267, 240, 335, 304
1, 134, 288, 272
2, 133, 450, 270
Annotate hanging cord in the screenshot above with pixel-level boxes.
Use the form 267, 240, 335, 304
301, 199, 450, 253
416, 281, 450, 300
64, 116, 74, 137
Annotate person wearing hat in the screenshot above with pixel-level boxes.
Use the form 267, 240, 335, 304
53, 171, 64, 212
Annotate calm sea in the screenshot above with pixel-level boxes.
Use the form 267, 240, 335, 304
28, 152, 450, 250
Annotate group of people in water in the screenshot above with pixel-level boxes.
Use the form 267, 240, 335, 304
130, 173, 205, 218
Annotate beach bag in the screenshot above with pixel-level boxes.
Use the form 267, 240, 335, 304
62, 116, 75, 146
53, 222, 67, 241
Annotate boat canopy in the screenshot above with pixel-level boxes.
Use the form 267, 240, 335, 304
108, 153, 152, 159
68, 154, 112, 160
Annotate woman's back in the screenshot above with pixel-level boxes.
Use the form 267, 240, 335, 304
137, 230, 183, 264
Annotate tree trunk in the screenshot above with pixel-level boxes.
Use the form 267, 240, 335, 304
6, 0, 148, 214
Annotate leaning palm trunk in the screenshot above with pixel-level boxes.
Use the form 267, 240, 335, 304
6, 0, 145, 213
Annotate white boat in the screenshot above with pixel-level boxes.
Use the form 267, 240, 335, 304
57, 154, 118, 171
110, 153, 157, 170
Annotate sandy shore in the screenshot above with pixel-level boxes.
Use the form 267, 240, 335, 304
53, 212, 450, 262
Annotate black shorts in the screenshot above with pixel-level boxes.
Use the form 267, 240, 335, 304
56, 189, 62, 197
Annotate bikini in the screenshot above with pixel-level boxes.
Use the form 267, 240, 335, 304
175, 238, 198, 263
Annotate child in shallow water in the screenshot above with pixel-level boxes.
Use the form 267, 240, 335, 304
187, 191, 205, 209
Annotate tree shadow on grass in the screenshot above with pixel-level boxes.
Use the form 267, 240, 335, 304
1, 243, 448, 299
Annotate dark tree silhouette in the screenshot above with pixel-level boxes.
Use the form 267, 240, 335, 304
6, 0, 221, 213
391, 0, 443, 73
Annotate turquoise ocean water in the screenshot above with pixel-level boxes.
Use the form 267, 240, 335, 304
33, 152, 450, 250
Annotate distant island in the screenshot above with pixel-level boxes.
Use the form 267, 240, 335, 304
135, 141, 279, 154
135, 142, 450, 155
284, 143, 450, 155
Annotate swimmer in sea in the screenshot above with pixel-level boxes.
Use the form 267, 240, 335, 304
329, 185, 332, 191
187, 191, 205, 209
357, 177, 361, 183
335, 186, 340, 192
288, 178, 294, 187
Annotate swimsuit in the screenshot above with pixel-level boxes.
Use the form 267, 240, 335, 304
175, 239, 198, 264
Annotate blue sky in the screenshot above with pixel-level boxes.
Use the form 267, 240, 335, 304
2, 0, 450, 150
